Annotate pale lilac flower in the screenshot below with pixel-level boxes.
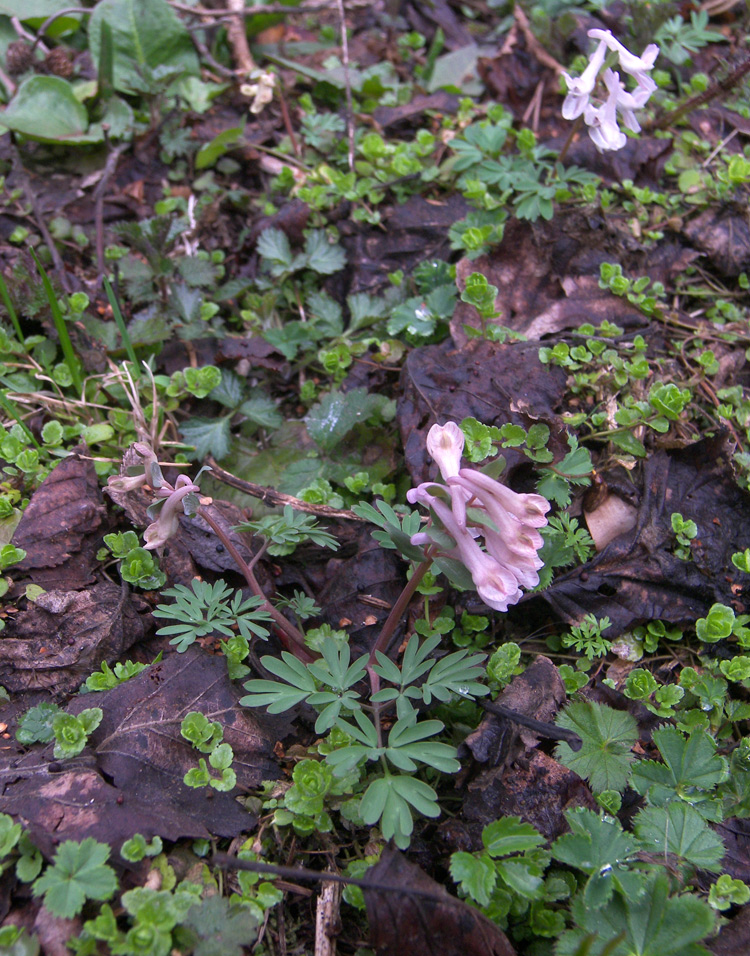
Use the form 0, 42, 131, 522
420, 492, 523, 612
425, 422, 465, 481
588, 29, 659, 92
561, 39, 608, 119
408, 422, 549, 612
143, 476, 201, 551
449, 468, 550, 528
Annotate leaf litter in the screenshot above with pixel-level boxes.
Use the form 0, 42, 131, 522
0, 1, 750, 953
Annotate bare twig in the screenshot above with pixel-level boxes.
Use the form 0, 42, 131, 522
335, 0, 355, 172
648, 54, 750, 131
226, 0, 257, 74
10, 144, 71, 291
206, 456, 365, 521
0, 66, 16, 98
31, 7, 89, 52
513, 5, 564, 75
93, 141, 129, 282
170, 0, 350, 17
196, 504, 314, 661
314, 871, 342, 956
212, 852, 466, 903
477, 698, 583, 751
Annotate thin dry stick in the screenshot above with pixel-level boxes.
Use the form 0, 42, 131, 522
170, 0, 341, 17
335, 0, 355, 172
10, 144, 70, 291
196, 505, 314, 661
648, 54, 750, 131
93, 141, 129, 282
0, 66, 15, 97
314, 872, 342, 956
206, 455, 365, 521
226, 0, 257, 74
31, 7, 89, 50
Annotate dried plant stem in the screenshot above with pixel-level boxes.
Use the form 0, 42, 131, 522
335, 0, 355, 171
226, 0, 256, 74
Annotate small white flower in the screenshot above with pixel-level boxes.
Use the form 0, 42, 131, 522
587, 29, 659, 92
585, 69, 628, 152
240, 70, 276, 115
561, 39, 608, 120
562, 31, 658, 153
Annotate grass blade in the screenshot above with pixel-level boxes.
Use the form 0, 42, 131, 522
30, 250, 83, 394
0, 271, 24, 342
103, 276, 138, 369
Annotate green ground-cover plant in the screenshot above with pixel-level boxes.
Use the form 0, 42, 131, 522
3, 4, 750, 953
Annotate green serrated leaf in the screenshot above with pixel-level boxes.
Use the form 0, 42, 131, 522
482, 816, 546, 857
179, 416, 232, 460
555, 702, 638, 793
32, 839, 117, 918
634, 802, 725, 872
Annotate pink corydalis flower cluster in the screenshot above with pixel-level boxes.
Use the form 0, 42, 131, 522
407, 422, 550, 612
562, 29, 659, 152
107, 443, 202, 551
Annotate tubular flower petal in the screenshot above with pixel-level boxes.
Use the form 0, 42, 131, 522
143, 483, 200, 551
482, 525, 542, 590
422, 494, 522, 612
585, 69, 627, 152
107, 472, 148, 493
451, 468, 550, 527
561, 39, 608, 119
587, 29, 659, 91
426, 422, 465, 481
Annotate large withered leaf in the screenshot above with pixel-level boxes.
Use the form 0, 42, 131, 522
450, 216, 649, 347
463, 751, 597, 844
364, 846, 516, 956
11, 449, 106, 589
0, 765, 207, 859
0, 583, 149, 693
69, 647, 282, 837
399, 336, 567, 483
541, 436, 750, 638
0, 649, 284, 851
461, 656, 565, 768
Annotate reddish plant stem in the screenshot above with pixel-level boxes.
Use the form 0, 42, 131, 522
366, 552, 435, 694
197, 505, 314, 662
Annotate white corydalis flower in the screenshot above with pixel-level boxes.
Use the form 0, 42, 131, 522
584, 69, 628, 152
562, 29, 658, 152
588, 29, 659, 92
561, 39, 608, 120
